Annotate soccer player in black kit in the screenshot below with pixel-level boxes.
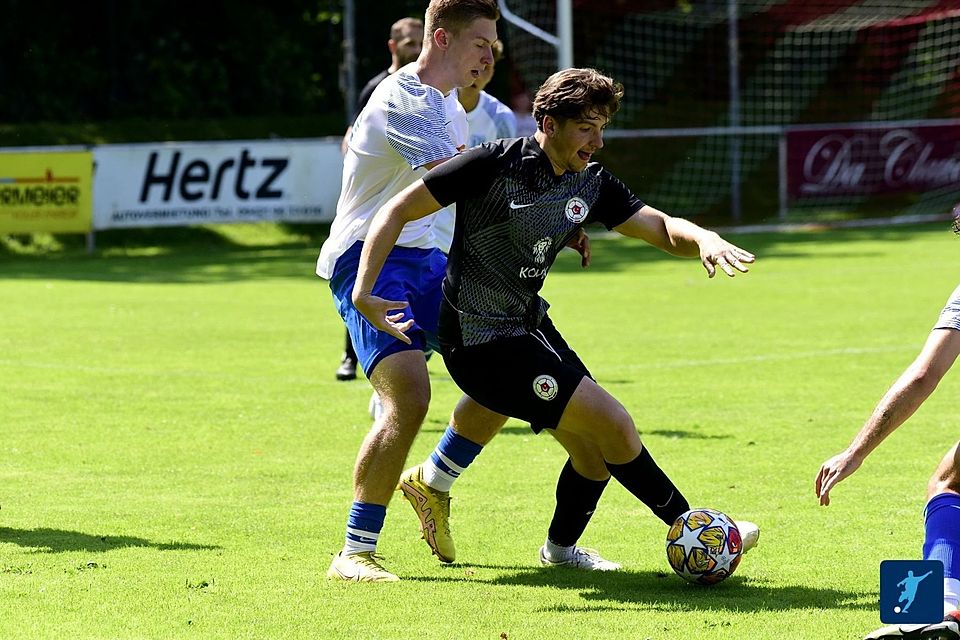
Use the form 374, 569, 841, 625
353, 67, 760, 568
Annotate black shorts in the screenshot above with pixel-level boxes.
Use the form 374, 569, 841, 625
440, 315, 592, 433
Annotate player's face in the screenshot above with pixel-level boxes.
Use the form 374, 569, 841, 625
547, 111, 608, 173
392, 27, 423, 67
445, 19, 498, 89
470, 58, 496, 91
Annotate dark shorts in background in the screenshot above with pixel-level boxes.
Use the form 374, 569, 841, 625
441, 315, 592, 433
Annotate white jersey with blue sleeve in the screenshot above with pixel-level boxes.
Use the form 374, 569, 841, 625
317, 63, 467, 279
432, 91, 517, 253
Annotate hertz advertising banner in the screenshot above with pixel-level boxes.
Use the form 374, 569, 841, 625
93, 139, 341, 229
0, 151, 93, 233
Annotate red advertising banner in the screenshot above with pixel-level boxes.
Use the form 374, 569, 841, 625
786, 123, 960, 200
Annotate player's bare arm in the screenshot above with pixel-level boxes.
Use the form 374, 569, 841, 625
815, 328, 960, 506
613, 205, 755, 277
352, 180, 444, 342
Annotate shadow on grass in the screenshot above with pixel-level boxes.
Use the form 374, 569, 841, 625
0, 222, 949, 283
0, 223, 329, 284
407, 562, 871, 613
0, 527, 221, 553
640, 428, 733, 440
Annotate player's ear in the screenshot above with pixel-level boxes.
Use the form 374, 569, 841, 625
434, 28, 450, 50
387, 39, 398, 55
543, 115, 556, 138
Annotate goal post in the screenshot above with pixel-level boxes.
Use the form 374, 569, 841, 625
498, 1, 960, 224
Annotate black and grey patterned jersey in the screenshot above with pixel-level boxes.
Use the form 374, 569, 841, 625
423, 136, 644, 347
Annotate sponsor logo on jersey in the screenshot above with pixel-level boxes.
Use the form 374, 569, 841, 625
532, 375, 558, 400
564, 196, 589, 223
519, 266, 549, 279
532, 237, 552, 264
509, 199, 535, 209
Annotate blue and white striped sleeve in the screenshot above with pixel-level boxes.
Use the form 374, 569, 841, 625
934, 284, 960, 331
385, 73, 460, 169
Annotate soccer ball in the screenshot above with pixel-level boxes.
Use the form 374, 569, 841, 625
665, 508, 743, 585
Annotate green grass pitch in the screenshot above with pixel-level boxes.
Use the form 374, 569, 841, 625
0, 222, 956, 639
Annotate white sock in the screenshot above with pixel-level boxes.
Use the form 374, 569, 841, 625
944, 577, 960, 616
422, 457, 456, 492
343, 528, 378, 556
543, 538, 574, 561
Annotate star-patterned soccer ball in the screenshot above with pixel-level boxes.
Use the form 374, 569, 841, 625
665, 508, 743, 585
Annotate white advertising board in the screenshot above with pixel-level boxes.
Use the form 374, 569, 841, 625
93, 139, 342, 229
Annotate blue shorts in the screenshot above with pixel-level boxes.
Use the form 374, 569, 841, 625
329, 241, 446, 377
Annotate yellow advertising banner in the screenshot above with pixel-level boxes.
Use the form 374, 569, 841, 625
0, 151, 93, 233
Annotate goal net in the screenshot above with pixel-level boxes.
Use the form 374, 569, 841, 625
500, 1, 960, 223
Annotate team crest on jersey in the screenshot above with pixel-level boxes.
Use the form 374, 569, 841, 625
532, 237, 552, 264
564, 197, 589, 223
533, 375, 558, 401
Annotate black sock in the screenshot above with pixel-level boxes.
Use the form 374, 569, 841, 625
547, 459, 609, 547
606, 447, 689, 525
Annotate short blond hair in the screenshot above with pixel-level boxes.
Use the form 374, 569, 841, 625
424, 0, 499, 37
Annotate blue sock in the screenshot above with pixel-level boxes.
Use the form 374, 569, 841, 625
422, 426, 483, 492
923, 493, 960, 578
923, 492, 960, 614
343, 501, 386, 556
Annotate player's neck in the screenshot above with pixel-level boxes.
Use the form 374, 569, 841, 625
535, 132, 567, 176
416, 52, 456, 96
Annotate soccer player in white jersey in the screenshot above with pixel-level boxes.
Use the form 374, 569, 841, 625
817, 264, 960, 639
353, 67, 760, 572
336, 17, 425, 382
365, 38, 517, 415
321, 0, 503, 583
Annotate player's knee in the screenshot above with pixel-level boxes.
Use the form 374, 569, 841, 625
381, 389, 431, 427
927, 441, 960, 499
595, 406, 638, 450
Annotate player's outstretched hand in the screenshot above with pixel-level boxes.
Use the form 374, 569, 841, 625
353, 293, 414, 344
699, 235, 755, 278
565, 228, 591, 268
814, 450, 864, 506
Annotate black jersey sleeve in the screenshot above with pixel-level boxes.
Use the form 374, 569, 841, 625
590, 168, 645, 230
421, 141, 504, 207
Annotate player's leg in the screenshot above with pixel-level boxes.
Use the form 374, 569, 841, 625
923, 443, 960, 626
394, 247, 507, 562
354, 351, 431, 503
398, 395, 507, 563
336, 329, 358, 381
538, 430, 620, 570
327, 244, 435, 582
328, 349, 431, 583
555, 377, 691, 525
867, 444, 960, 638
